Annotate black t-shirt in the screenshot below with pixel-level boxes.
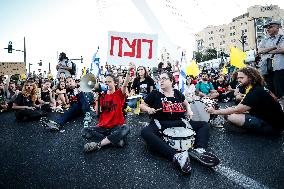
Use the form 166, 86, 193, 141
131, 76, 155, 95
241, 86, 284, 130
14, 93, 33, 107
144, 89, 186, 121
41, 91, 50, 102
66, 88, 78, 105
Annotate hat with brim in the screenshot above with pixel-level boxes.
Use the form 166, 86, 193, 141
264, 20, 281, 28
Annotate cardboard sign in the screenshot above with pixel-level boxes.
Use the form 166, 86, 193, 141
0, 62, 26, 75
107, 31, 158, 67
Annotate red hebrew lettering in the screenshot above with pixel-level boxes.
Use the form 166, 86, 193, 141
142, 39, 153, 59
136, 39, 142, 58
110, 36, 123, 57
123, 38, 137, 57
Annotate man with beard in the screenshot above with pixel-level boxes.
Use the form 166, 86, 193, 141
206, 66, 284, 136
195, 72, 219, 100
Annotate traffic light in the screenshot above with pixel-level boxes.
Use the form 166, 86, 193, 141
8, 41, 12, 53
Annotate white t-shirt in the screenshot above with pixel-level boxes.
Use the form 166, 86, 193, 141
184, 84, 196, 97
57, 59, 72, 78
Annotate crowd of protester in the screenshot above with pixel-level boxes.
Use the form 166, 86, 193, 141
1, 40, 283, 174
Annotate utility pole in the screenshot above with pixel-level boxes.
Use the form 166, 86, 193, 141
24, 37, 26, 66
28, 63, 32, 74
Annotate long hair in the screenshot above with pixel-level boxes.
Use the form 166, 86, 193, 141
22, 81, 38, 102
57, 81, 66, 90
105, 74, 120, 90
237, 66, 265, 87
136, 66, 149, 79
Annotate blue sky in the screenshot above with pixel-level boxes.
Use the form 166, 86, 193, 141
0, 0, 283, 76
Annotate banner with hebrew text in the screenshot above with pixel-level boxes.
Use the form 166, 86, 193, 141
0, 62, 26, 75
107, 31, 158, 67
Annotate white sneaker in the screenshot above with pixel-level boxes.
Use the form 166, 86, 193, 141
173, 151, 191, 174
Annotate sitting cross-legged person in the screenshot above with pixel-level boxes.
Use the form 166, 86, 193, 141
82, 62, 135, 153
140, 71, 220, 174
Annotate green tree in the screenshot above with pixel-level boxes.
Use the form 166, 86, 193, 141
193, 51, 203, 63
203, 48, 217, 61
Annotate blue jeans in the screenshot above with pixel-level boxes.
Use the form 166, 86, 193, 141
56, 92, 91, 126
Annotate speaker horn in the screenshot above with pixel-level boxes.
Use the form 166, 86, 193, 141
79, 73, 97, 92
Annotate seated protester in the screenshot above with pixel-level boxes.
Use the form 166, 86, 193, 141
82, 62, 135, 153
128, 66, 155, 112
38, 80, 56, 112
213, 75, 230, 102
0, 81, 8, 112
140, 71, 220, 174
5, 80, 19, 110
41, 77, 92, 130
228, 71, 246, 104
184, 75, 196, 103
55, 81, 67, 108
195, 72, 219, 100
130, 66, 155, 97
12, 80, 47, 121
206, 66, 284, 136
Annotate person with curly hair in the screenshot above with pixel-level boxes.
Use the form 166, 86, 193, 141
12, 79, 47, 121
206, 66, 284, 136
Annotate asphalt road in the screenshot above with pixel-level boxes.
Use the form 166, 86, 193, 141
0, 105, 283, 189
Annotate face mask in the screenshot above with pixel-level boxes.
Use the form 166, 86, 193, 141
202, 78, 208, 81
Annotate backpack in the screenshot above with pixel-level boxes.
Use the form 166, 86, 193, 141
66, 60, 76, 75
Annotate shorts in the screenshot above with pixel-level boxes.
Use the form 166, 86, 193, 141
242, 114, 276, 135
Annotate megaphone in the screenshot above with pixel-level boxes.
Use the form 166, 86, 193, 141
79, 73, 97, 92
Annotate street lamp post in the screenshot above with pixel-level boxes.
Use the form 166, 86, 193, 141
28, 63, 32, 75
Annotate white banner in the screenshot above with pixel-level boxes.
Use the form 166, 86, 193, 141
107, 31, 158, 67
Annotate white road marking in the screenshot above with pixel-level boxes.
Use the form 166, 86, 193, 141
214, 165, 271, 189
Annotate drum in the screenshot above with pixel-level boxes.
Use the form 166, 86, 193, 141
190, 97, 218, 122
163, 127, 195, 152
190, 100, 210, 122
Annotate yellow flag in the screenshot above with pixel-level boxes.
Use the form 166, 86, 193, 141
83, 67, 87, 76
222, 67, 228, 74
230, 47, 247, 68
20, 73, 26, 81
185, 60, 200, 77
